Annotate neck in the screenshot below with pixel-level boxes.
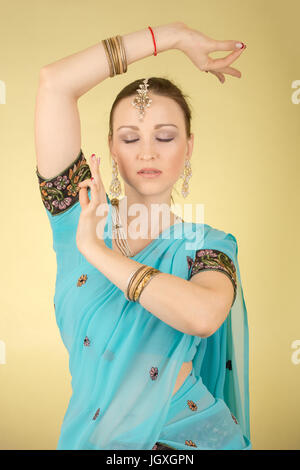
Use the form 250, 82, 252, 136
118, 193, 178, 239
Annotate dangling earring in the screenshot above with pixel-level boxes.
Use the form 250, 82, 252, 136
180, 159, 192, 198
109, 159, 122, 199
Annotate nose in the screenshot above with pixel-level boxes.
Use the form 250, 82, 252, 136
137, 139, 159, 160
138, 150, 158, 161
140, 154, 156, 160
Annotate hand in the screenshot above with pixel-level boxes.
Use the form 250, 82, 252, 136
177, 24, 246, 83
76, 154, 109, 259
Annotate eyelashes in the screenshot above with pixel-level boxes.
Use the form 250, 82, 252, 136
123, 138, 174, 144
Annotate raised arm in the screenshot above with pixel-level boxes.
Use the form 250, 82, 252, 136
34, 22, 186, 180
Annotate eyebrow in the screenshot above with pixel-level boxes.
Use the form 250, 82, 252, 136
117, 124, 178, 131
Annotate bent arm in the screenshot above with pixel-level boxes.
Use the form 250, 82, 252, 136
35, 22, 186, 181
83, 243, 218, 338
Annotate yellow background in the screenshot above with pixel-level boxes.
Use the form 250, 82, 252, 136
0, 0, 299, 450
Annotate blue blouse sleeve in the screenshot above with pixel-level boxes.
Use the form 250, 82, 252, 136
187, 228, 238, 309
35, 148, 92, 266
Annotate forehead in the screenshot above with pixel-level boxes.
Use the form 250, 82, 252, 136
113, 93, 185, 129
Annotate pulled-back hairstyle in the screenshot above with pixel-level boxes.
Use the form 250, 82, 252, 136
108, 77, 193, 203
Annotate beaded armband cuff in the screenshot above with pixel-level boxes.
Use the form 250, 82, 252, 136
36, 149, 92, 216
189, 248, 237, 308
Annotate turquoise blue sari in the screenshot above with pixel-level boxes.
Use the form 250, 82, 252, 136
36, 149, 251, 450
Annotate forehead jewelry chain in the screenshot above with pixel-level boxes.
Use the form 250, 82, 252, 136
131, 77, 152, 120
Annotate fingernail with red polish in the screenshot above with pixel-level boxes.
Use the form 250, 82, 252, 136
91, 176, 94, 181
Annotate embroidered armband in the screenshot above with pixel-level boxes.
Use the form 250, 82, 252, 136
189, 249, 237, 308
36, 149, 92, 216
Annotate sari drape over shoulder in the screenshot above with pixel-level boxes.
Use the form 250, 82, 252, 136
36, 149, 251, 450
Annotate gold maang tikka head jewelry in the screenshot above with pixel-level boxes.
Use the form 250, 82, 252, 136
131, 77, 152, 120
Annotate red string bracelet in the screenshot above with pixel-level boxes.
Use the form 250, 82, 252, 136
148, 26, 157, 56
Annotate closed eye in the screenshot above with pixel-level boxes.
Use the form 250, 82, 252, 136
123, 138, 174, 144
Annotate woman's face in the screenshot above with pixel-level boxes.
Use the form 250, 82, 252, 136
108, 93, 194, 200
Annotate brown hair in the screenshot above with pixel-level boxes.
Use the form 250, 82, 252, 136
108, 77, 193, 203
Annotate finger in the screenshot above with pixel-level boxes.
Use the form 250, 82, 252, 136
89, 153, 103, 188
78, 179, 93, 191
206, 69, 223, 82
204, 47, 246, 72
221, 66, 242, 78
210, 66, 241, 78
214, 71, 225, 83
79, 178, 100, 209
211, 40, 246, 52
78, 183, 90, 209
89, 155, 107, 204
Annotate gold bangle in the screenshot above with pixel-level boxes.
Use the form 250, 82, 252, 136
102, 35, 128, 77
102, 39, 113, 77
130, 267, 151, 301
108, 37, 120, 75
108, 37, 118, 75
129, 266, 150, 301
111, 37, 122, 74
126, 265, 148, 301
124, 270, 139, 301
133, 268, 161, 302
105, 38, 117, 76
116, 35, 127, 73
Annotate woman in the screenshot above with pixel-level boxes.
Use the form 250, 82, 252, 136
35, 22, 250, 450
